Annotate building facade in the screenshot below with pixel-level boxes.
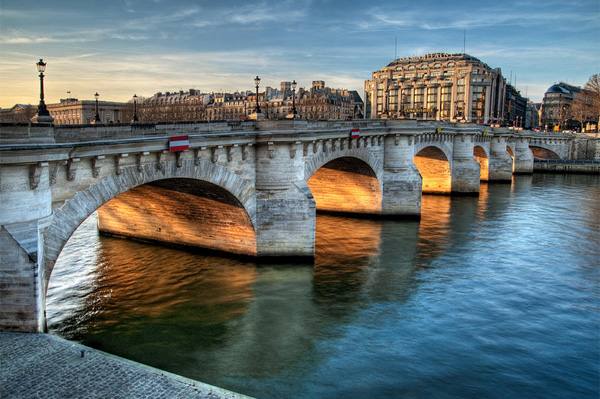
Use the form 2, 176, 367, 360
503, 84, 528, 127
364, 53, 506, 123
47, 98, 130, 125
0, 104, 36, 123
137, 81, 362, 122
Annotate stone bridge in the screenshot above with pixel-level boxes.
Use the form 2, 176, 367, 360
0, 119, 592, 332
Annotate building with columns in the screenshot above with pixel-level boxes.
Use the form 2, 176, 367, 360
47, 98, 130, 125
364, 53, 506, 124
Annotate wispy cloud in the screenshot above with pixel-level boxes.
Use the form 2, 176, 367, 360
361, 5, 600, 31
191, 0, 309, 27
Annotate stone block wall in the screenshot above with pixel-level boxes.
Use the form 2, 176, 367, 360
97, 180, 257, 256
307, 157, 382, 214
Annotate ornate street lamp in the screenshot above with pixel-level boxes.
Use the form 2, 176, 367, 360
32, 58, 53, 123
132, 94, 139, 123
254, 75, 261, 113
291, 80, 297, 117
94, 92, 100, 123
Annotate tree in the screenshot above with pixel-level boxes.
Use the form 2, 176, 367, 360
568, 75, 600, 132
583, 74, 600, 131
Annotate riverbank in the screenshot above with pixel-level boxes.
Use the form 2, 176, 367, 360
533, 159, 600, 174
0, 332, 252, 399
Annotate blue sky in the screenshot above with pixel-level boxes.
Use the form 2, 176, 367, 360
1, 0, 598, 107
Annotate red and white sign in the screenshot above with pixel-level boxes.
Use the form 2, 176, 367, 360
350, 128, 361, 138
169, 135, 190, 152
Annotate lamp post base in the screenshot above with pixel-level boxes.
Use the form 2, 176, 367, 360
31, 114, 54, 124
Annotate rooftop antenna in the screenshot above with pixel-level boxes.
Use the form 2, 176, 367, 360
463, 29, 466, 54
394, 36, 397, 60
509, 71, 513, 85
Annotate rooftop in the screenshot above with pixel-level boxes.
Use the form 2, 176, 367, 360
386, 52, 484, 68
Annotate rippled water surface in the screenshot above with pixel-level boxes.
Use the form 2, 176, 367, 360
47, 174, 600, 399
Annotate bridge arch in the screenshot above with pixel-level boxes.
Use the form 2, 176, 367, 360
306, 154, 382, 215
474, 145, 489, 181
414, 145, 452, 194
529, 145, 561, 160
43, 159, 256, 292
304, 147, 382, 182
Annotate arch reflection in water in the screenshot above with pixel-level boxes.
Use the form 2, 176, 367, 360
47, 212, 392, 387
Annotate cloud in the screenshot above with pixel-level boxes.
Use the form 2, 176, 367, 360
192, 0, 309, 27
361, 4, 600, 31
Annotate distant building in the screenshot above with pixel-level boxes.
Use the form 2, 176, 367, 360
525, 101, 541, 129
503, 84, 527, 127
137, 81, 361, 122
541, 82, 581, 130
0, 104, 36, 123
364, 53, 506, 123
2, 82, 362, 125
47, 98, 129, 125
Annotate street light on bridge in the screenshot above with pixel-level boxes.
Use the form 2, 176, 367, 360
254, 75, 261, 114
291, 80, 298, 118
94, 92, 100, 123
132, 94, 139, 123
32, 58, 54, 123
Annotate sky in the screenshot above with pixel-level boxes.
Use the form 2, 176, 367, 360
0, 0, 598, 108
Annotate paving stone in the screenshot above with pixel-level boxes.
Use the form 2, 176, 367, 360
0, 332, 252, 399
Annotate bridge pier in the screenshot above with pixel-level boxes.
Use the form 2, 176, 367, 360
488, 135, 513, 181
382, 135, 422, 216
451, 133, 480, 194
0, 164, 52, 332
513, 138, 534, 174
255, 141, 316, 258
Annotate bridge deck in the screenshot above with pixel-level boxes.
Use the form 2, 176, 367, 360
0, 332, 251, 399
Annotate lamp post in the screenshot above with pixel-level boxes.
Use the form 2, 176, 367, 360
32, 58, 53, 123
94, 92, 100, 123
132, 94, 139, 123
291, 80, 297, 118
254, 75, 261, 113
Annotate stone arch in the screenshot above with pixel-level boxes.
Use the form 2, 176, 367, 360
414, 142, 453, 164
306, 155, 382, 215
43, 158, 256, 292
474, 145, 489, 181
529, 145, 561, 160
304, 147, 382, 182
414, 146, 452, 194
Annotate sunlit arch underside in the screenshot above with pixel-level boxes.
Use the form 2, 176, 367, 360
474, 145, 489, 181
307, 157, 382, 215
529, 146, 560, 160
414, 146, 451, 194
97, 178, 257, 256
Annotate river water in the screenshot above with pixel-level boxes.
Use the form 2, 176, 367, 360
47, 174, 600, 399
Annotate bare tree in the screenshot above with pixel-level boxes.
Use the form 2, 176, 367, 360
583, 74, 600, 125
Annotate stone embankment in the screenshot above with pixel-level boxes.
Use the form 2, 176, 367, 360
0, 332, 252, 399
533, 159, 600, 174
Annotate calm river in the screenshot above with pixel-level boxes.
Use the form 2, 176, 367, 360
47, 174, 600, 399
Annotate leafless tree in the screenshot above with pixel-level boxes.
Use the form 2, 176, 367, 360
583, 74, 600, 122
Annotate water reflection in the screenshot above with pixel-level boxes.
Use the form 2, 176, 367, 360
47, 174, 600, 399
